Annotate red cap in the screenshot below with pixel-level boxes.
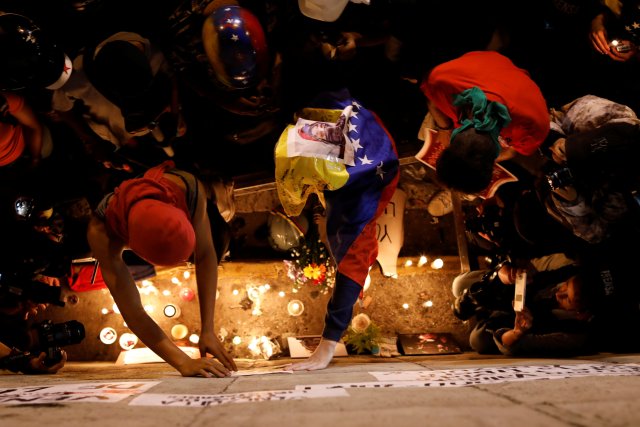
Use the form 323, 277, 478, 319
127, 199, 195, 266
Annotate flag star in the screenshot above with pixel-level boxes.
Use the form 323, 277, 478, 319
224, 7, 231, 11
626, 25, 632, 31
350, 111, 358, 119
352, 101, 362, 109
376, 162, 385, 179
633, 21, 640, 29
231, 34, 239, 41
227, 18, 234, 23
359, 155, 373, 165
348, 122, 358, 133
350, 138, 362, 151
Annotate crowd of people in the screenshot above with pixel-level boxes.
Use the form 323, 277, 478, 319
0, 0, 639, 375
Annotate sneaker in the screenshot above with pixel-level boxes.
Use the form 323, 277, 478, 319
427, 190, 453, 217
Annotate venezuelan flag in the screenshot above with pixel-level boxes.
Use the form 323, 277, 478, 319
275, 89, 399, 287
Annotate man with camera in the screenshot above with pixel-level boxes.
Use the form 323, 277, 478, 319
451, 253, 596, 357
0, 278, 83, 375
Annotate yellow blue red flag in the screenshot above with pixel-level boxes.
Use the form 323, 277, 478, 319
275, 89, 399, 286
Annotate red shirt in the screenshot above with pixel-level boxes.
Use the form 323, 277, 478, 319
421, 51, 549, 156
0, 92, 26, 166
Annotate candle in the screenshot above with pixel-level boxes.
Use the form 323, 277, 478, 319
99, 327, 117, 345
119, 333, 138, 350
163, 304, 181, 319
171, 324, 189, 340
287, 300, 305, 316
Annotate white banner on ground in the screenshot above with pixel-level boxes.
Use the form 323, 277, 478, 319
0, 381, 160, 404
129, 388, 349, 407
295, 363, 640, 390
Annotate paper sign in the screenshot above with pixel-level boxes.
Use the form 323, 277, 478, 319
414, 128, 517, 199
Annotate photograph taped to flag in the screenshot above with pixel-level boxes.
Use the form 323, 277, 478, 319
287, 106, 355, 165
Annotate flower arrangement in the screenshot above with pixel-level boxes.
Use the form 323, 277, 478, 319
284, 220, 336, 295
343, 313, 381, 354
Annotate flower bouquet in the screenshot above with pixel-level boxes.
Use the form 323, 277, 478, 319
284, 218, 336, 295
343, 313, 381, 355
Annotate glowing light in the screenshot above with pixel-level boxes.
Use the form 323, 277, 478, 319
402, 303, 409, 310
171, 277, 181, 285
232, 336, 242, 345
287, 300, 305, 316
404, 260, 413, 267
423, 300, 433, 308
101, 308, 109, 315
99, 327, 117, 345
180, 287, 195, 302
189, 334, 199, 344
119, 333, 138, 350
162, 290, 171, 296
418, 255, 428, 267
143, 304, 154, 313
141, 280, 153, 287
112, 303, 120, 314
163, 304, 181, 318
611, 39, 620, 47
431, 258, 444, 269
363, 273, 372, 292
232, 289, 239, 295
247, 286, 260, 302
264, 284, 271, 290
183, 271, 191, 279
292, 288, 298, 293
278, 291, 285, 297
171, 324, 189, 340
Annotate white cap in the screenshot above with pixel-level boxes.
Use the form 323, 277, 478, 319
46, 54, 73, 90
298, 0, 349, 22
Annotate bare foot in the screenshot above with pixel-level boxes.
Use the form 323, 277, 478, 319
291, 338, 337, 371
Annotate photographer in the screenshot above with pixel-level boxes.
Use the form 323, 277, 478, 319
540, 95, 640, 245
452, 252, 596, 356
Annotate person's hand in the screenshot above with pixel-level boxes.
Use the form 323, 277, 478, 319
498, 264, 517, 285
176, 356, 232, 378
25, 351, 67, 374
290, 338, 337, 371
334, 32, 360, 61
198, 331, 237, 373
34, 275, 60, 287
589, 13, 610, 55
514, 307, 533, 334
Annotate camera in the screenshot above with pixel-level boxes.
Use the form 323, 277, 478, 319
464, 204, 504, 243
30, 320, 85, 366
546, 167, 574, 191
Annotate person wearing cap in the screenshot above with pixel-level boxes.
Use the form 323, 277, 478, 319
0, 91, 50, 170
540, 94, 640, 245
421, 51, 550, 195
86, 160, 237, 377
51, 31, 183, 169
0, 12, 72, 92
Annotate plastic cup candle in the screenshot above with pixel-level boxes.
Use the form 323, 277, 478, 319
180, 287, 195, 302
287, 300, 304, 316
163, 304, 181, 319
171, 324, 189, 340
119, 333, 138, 350
99, 327, 117, 345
